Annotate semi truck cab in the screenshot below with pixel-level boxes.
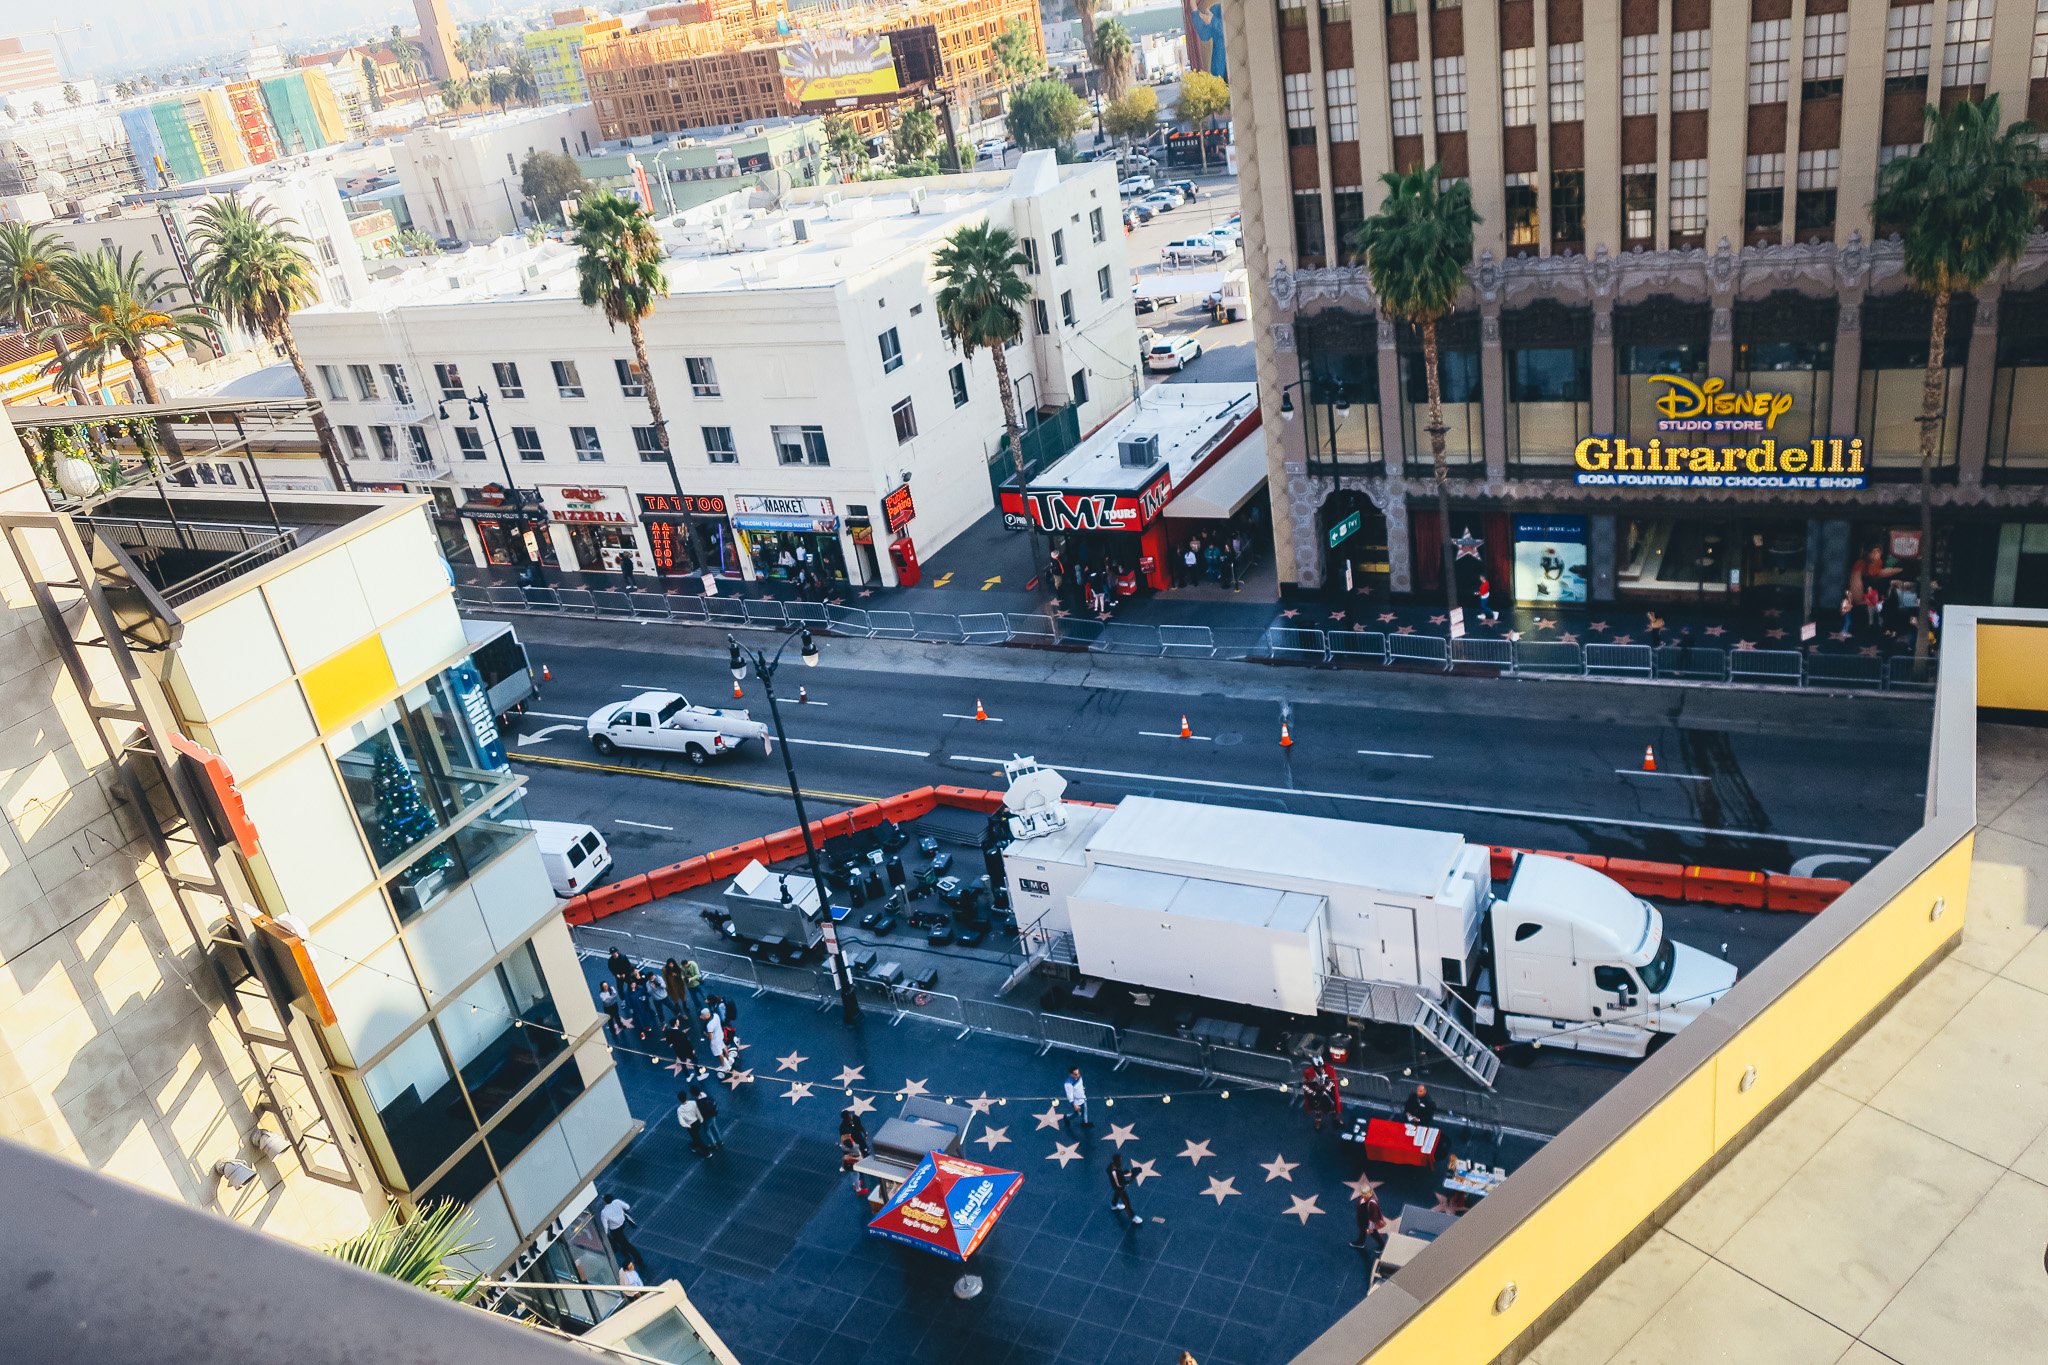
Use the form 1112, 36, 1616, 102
1491, 855, 1739, 1058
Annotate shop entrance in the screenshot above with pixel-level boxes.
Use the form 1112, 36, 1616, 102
736, 527, 848, 588
1737, 519, 1810, 612
1318, 490, 1389, 598
564, 523, 639, 573
848, 524, 883, 586
475, 516, 558, 570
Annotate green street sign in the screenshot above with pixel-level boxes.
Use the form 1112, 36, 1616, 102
1328, 511, 1362, 548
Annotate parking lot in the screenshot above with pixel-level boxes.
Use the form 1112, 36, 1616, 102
1120, 166, 1255, 387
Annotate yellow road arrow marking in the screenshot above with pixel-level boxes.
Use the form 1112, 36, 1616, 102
982, 576, 1001, 590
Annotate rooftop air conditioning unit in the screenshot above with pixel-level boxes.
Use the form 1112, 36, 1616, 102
745, 124, 764, 136
907, 186, 927, 213
792, 217, 809, 241
1118, 433, 1160, 468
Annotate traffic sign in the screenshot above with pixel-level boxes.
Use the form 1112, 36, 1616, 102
1327, 511, 1361, 548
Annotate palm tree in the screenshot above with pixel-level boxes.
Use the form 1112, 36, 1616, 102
933, 221, 1033, 469
1090, 18, 1134, 104
389, 26, 426, 87
508, 52, 540, 105
325, 1200, 488, 1302
0, 222, 91, 404
487, 69, 515, 111
1872, 94, 2041, 675
438, 77, 469, 112
1353, 165, 1480, 616
43, 249, 221, 461
187, 194, 350, 491
1073, 0, 1100, 49
570, 189, 674, 526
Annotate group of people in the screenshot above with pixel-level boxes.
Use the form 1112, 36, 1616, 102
600, 948, 745, 1092
771, 543, 839, 602
1170, 532, 1251, 590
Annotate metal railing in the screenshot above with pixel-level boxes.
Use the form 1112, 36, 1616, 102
484, 585, 1939, 692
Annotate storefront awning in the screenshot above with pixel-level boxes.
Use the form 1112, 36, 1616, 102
1166, 428, 1267, 521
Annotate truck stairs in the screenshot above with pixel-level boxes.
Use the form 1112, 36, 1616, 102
1000, 927, 1076, 996
1411, 996, 1502, 1087
1319, 977, 1501, 1088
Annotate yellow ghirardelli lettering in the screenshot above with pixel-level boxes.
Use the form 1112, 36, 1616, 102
1690, 447, 1720, 472
1575, 436, 1612, 470
1745, 441, 1776, 474
1847, 438, 1864, 472
1646, 376, 1797, 430
1780, 446, 1809, 473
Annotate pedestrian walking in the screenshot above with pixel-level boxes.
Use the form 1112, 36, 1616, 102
681, 958, 706, 1016
618, 1260, 645, 1289
841, 1120, 870, 1196
702, 1007, 726, 1062
693, 1084, 725, 1149
662, 1016, 697, 1072
1063, 1067, 1093, 1130
599, 1194, 645, 1269
618, 554, 638, 591
840, 1107, 873, 1158
1839, 589, 1855, 637
676, 1090, 711, 1156
622, 968, 653, 1042
598, 980, 622, 1037
1302, 1061, 1338, 1133
1349, 1185, 1388, 1258
663, 958, 689, 1016
1476, 574, 1493, 625
1107, 1152, 1141, 1227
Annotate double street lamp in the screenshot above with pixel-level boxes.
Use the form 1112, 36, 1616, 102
441, 387, 549, 587
728, 627, 861, 1026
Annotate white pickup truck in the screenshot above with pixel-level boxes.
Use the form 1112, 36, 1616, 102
586, 691, 771, 766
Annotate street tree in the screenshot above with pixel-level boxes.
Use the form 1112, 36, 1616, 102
893, 107, 939, 164
187, 194, 350, 491
822, 113, 867, 174
1091, 18, 1134, 103
992, 17, 1042, 86
438, 77, 469, 111
1072, 0, 1100, 48
488, 69, 515, 109
1174, 70, 1230, 170
1353, 165, 1479, 618
1872, 94, 2041, 674
521, 148, 589, 223
570, 189, 674, 505
508, 52, 540, 104
1006, 77, 1084, 152
933, 221, 1033, 470
0, 222, 90, 405
1102, 86, 1158, 147
43, 249, 221, 460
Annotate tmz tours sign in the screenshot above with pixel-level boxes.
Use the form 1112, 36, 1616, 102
1573, 436, 1868, 490
1012, 478, 1174, 533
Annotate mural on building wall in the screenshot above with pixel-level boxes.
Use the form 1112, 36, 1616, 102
1183, 0, 1225, 79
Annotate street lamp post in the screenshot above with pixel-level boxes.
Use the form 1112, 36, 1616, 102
728, 628, 860, 1026
442, 386, 548, 587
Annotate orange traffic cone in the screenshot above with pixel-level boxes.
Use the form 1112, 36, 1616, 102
1179, 715, 1192, 738
541, 663, 552, 682
974, 699, 988, 721
733, 678, 744, 699
1280, 722, 1294, 748
1642, 744, 1657, 772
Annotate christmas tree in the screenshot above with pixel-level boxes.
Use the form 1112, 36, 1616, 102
370, 745, 445, 870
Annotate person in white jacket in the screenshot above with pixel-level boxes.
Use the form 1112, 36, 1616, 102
1063, 1066, 1092, 1130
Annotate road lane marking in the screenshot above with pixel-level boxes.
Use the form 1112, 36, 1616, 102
616, 819, 675, 830
621, 684, 668, 690
784, 737, 932, 757
1358, 749, 1434, 759
522, 710, 587, 721
1615, 769, 1712, 781
933, 572, 955, 587
982, 576, 1001, 590
943, 713, 1005, 722
510, 751, 879, 803
1140, 731, 1214, 741
945, 754, 1894, 850
514, 722, 581, 745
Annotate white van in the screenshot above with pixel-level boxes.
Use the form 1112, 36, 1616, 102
510, 819, 612, 897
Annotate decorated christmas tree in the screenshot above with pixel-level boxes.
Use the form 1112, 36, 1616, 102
371, 745, 446, 870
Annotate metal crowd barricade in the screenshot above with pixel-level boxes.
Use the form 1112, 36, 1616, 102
1449, 638, 1514, 669
1387, 633, 1450, 670
912, 612, 966, 642
751, 958, 823, 1001
1054, 617, 1107, 648
1037, 1012, 1119, 1057
867, 609, 916, 638
1205, 1045, 1295, 1087
1116, 1029, 1209, 1075
666, 595, 709, 623
824, 603, 874, 637
1096, 622, 1165, 655
590, 589, 636, 618
745, 599, 789, 627
1005, 613, 1058, 645
1803, 652, 1886, 689
1327, 630, 1389, 663
1727, 648, 1804, 685
702, 597, 749, 627
1583, 643, 1654, 677
688, 944, 760, 994
1158, 624, 1217, 658
627, 591, 676, 619
1265, 626, 1329, 662
1512, 640, 1584, 674
959, 613, 1011, 643
783, 601, 830, 628
1209, 627, 1268, 660
962, 998, 1042, 1042
891, 988, 967, 1032
1886, 655, 1938, 690
1653, 644, 1727, 681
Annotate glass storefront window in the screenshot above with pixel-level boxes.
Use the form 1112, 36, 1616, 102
1736, 338, 1833, 445
1505, 346, 1591, 469
420, 1141, 499, 1207
1859, 355, 1961, 472
1400, 349, 1483, 474
486, 1058, 588, 1167
1619, 342, 1706, 444
1989, 346, 2048, 478
1302, 350, 1381, 470
448, 944, 570, 1131
364, 1025, 474, 1187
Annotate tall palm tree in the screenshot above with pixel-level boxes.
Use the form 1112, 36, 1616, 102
933, 221, 1033, 468
43, 249, 221, 461
1872, 94, 2041, 674
388, 26, 427, 87
570, 190, 675, 549
1073, 0, 1100, 49
508, 52, 540, 105
438, 77, 469, 112
325, 1200, 488, 1302
0, 222, 91, 404
1090, 18, 1134, 103
1354, 165, 1480, 616
187, 194, 350, 492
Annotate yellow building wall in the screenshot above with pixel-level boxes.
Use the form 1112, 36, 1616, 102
302, 67, 348, 147
197, 88, 251, 173
1976, 623, 2048, 711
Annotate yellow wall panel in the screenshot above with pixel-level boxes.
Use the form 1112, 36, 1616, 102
1977, 624, 2048, 710
298, 634, 396, 733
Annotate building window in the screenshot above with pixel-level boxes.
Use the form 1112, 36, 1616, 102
1620, 36, 1659, 116
551, 360, 584, 397
1034, 298, 1051, 334
1736, 295, 1837, 445
1671, 29, 1712, 111
1879, 143, 1922, 167
1746, 153, 1787, 233
1802, 12, 1849, 98
1550, 170, 1586, 247
1388, 62, 1423, 137
382, 364, 412, 405
371, 425, 397, 460
513, 426, 544, 460
949, 363, 969, 406
2034, 0, 2048, 78
1060, 290, 1075, 326
1506, 348, 1592, 471
1943, 0, 1993, 88
615, 358, 647, 396
1501, 48, 1538, 126
1432, 56, 1467, 133
1859, 296, 1963, 469
1887, 4, 1933, 88
1669, 159, 1709, 236
454, 427, 485, 460
1091, 264, 1112, 303
434, 363, 464, 399
1300, 347, 1381, 470
1505, 173, 1540, 247
772, 424, 829, 465
1399, 343, 1483, 470
1623, 165, 1657, 241
1051, 229, 1066, 265
407, 426, 432, 463
1279, 0, 1310, 27
1548, 43, 1585, 122
1749, 19, 1792, 103
1294, 191, 1327, 263
1285, 72, 1317, 144
1325, 68, 1358, 141
318, 364, 347, 400
702, 426, 736, 463
879, 327, 903, 372
632, 426, 665, 460
571, 427, 604, 461
340, 425, 367, 460
1021, 238, 1040, 273
1089, 207, 1105, 243
1070, 367, 1090, 406
1334, 188, 1367, 263
493, 361, 523, 397
1617, 301, 1711, 443
349, 364, 378, 400
686, 356, 719, 397
891, 397, 918, 443
1796, 148, 1840, 232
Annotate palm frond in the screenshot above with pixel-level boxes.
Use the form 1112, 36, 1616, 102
1873, 93, 2041, 295
325, 1199, 491, 1303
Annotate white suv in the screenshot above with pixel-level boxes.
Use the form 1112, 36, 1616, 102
1146, 336, 1203, 371
1118, 175, 1156, 196
1162, 238, 1228, 263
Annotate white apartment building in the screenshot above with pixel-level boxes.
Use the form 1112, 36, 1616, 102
289, 152, 1141, 590
399, 104, 603, 245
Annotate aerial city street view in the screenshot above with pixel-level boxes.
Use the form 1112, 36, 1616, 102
3, 0, 2046, 1363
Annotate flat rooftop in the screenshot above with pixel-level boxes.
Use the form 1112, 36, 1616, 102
1030, 383, 1258, 495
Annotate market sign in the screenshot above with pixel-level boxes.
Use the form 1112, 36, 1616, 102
882, 483, 916, 534
1648, 376, 1796, 433
639, 493, 728, 517
733, 494, 835, 518
1573, 436, 1868, 490
777, 34, 899, 108
1327, 511, 1361, 549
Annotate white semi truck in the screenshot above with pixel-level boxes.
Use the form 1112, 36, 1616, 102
996, 758, 1736, 1079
